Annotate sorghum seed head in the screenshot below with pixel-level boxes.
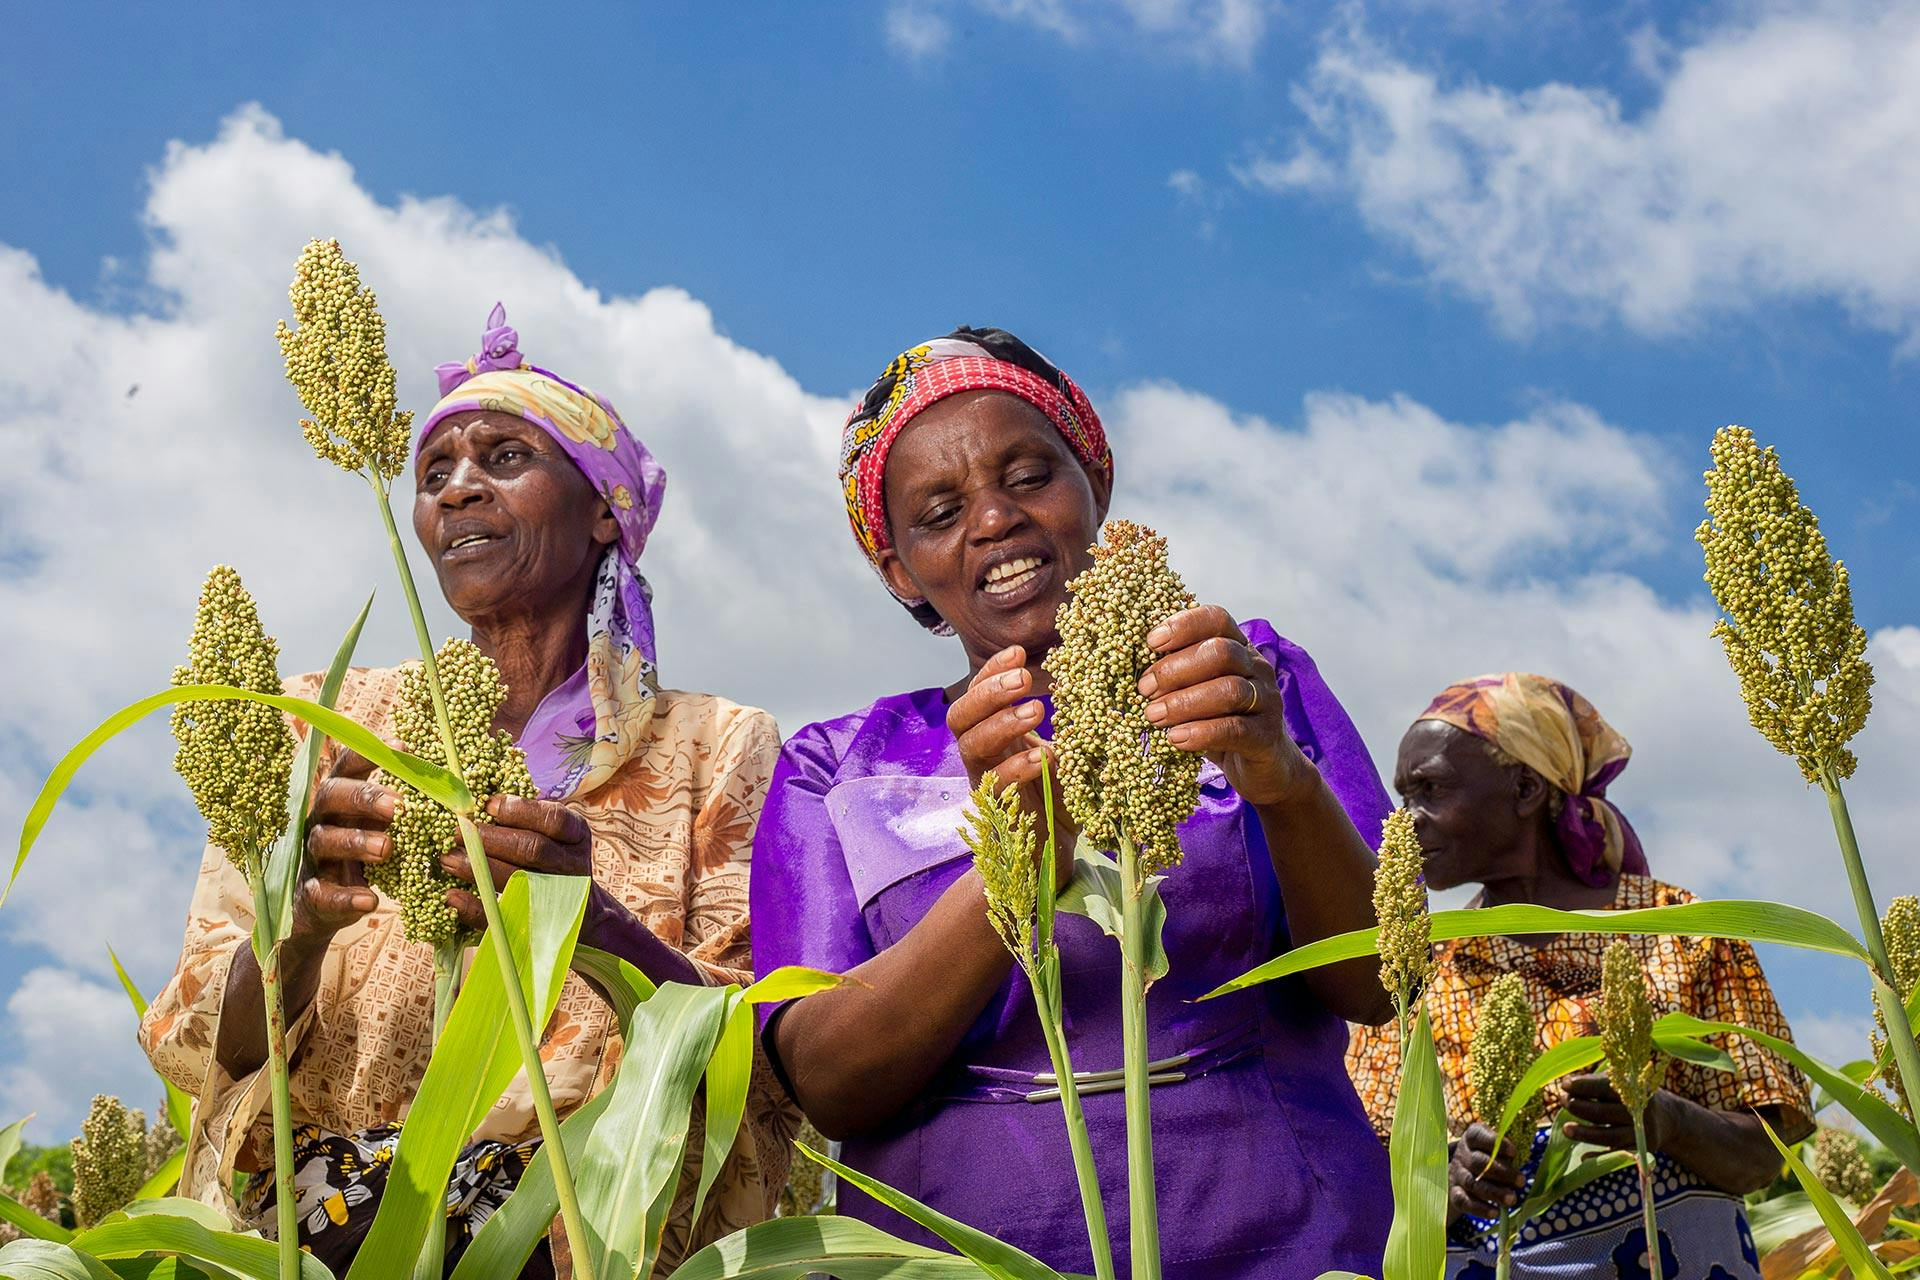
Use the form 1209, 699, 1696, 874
1872, 894, 1920, 1117
1373, 809, 1432, 1007
1697, 426, 1873, 784
1469, 972, 1542, 1135
1809, 1126, 1877, 1205
70, 1095, 147, 1228
276, 238, 412, 481
960, 770, 1040, 971
170, 566, 296, 873
1043, 520, 1200, 872
1599, 940, 1666, 1116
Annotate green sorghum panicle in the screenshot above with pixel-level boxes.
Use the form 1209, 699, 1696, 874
70, 1095, 147, 1228
1469, 972, 1542, 1136
276, 237, 412, 481
1044, 519, 1200, 873
1697, 425, 1873, 784
1599, 941, 1666, 1116
170, 565, 297, 872
960, 770, 1040, 970
368, 638, 535, 945
1808, 1126, 1877, 1205
1373, 808, 1432, 1007
1871, 894, 1920, 1115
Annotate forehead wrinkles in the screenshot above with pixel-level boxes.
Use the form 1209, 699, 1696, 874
888, 400, 1066, 506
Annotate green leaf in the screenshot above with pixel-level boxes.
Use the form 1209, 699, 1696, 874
0, 1187, 72, 1243
568, 945, 658, 1026
10, 683, 468, 906
665, 1214, 996, 1279
131, 1149, 184, 1202
1747, 1191, 1826, 1255
738, 967, 850, 1007
0, 1114, 30, 1186
1654, 1032, 1736, 1073
256, 594, 372, 961
1764, 1117, 1894, 1280
344, 872, 589, 1280
1384, 1004, 1448, 1280
574, 983, 733, 1280
1655, 1011, 1920, 1174
1508, 1119, 1633, 1231
795, 1147, 1069, 1280
97, 1199, 229, 1232
1056, 839, 1168, 983
105, 950, 192, 1142
448, 1089, 614, 1280
102, 1258, 221, 1280
1493, 1036, 1603, 1147
0, 1239, 120, 1280
1204, 899, 1874, 999
692, 996, 755, 1230
69, 1213, 334, 1280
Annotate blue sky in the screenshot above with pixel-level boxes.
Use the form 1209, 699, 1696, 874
4, 1, 1918, 1139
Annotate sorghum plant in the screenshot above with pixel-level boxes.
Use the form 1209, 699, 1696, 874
70, 1097, 146, 1230
1044, 519, 1201, 1280
1809, 1127, 1877, 1206
1874, 896, 1920, 1119
1469, 973, 1541, 1280
1373, 808, 1432, 1040
1600, 941, 1667, 1280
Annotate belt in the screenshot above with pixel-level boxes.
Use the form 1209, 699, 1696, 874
931, 1020, 1261, 1106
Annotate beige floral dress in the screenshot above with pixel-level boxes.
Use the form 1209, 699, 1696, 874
138, 665, 800, 1274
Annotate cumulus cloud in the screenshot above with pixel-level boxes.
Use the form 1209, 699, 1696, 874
0, 968, 155, 1141
1238, 3, 1920, 342
886, 0, 1270, 66
4, 104, 1916, 1138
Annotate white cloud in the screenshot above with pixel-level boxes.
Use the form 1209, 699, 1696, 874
1238, 4, 1920, 342
3, 104, 1915, 1142
0, 968, 156, 1141
886, 2, 955, 59
886, 0, 1270, 66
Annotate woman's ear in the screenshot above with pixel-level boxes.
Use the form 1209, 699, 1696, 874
593, 502, 620, 548
1513, 766, 1552, 819
877, 547, 920, 605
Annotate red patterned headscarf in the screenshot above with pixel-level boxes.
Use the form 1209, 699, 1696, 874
1417, 673, 1650, 886
839, 327, 1113, 631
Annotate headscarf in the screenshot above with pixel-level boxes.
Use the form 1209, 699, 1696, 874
839, 326, 1113, 632
1416, 672, 1649, 886
421, 303, 667, 800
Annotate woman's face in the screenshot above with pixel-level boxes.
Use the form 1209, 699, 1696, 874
412, 410, 618, 626
878, 390, 1111, 671
1392, 719, 1542, 892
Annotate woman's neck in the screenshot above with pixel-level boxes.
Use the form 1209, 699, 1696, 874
1479, 835, 1619, 944
469, 604, 589, 740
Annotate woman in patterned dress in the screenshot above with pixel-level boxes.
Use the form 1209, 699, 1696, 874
1346, 673, 1815, 1279
138, 306, 797, 1277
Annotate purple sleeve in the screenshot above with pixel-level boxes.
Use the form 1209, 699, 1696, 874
749, 720, 877, 1014
1241, 618, 1395, 851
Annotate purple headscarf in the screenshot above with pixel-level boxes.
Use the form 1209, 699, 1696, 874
421, 304, 667, 800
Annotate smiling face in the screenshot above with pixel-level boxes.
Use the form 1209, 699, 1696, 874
876, 390, 1111, 673
411, 410, 619, 628
1393, 718, 1555, 893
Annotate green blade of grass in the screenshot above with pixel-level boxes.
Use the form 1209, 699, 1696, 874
0, 1187, 72, 1243
1384, 1003, 1447, 1280
69, 1213, 334, 1280
665, 1214, 1005, 1280
1764, 1117, 1894, 1280
0, 1238, 120, 1280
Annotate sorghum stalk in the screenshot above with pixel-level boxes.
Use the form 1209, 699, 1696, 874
281, 240, 594, 1280
1601, 942, 1667, 1280
415, 940, 464, 1280
1116, 829, 1158, 1280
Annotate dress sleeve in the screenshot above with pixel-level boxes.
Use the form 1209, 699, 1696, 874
1675, 937, 1815, 1140
683, 707, 783, 987
137, 843, 253, 1101
1240, 618, 1396, 848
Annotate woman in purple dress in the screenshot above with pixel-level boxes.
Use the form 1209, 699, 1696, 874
751, 327, 1396, 1277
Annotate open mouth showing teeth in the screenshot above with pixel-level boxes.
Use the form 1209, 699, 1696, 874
982, 555, 1045, 595
448, 534, 494, 550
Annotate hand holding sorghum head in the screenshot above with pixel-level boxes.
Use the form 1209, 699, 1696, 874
948, 644, 1078, 888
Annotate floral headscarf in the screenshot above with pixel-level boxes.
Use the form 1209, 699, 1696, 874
839, 326, 1113, 632
1417, 672, 1649, 886
421, 303, 666, 800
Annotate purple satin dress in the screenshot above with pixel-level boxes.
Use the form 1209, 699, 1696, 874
751, 621, 1393, 1277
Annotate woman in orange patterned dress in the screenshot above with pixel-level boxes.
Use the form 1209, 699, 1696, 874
138, 306, 797, 1277
1346, 673, 1814, 1279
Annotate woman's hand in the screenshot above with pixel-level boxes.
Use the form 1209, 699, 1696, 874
1448, 1122, 1527, 1223
948, 645, 1076, 890
295, 749, 393, 945
1138, 605, 1313, 808
1560, 1074, 1675, 1152
439, 795, 595, 933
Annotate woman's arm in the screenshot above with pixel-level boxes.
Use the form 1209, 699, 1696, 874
1561, 1075, 1786, 1196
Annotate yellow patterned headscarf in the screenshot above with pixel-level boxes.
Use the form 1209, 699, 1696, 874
1417, 673, 1648, 885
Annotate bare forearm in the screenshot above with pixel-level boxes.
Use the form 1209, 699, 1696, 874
1656, 1098, 1784, 1195
773, 870, 1016, 1140
1254, 774, 1394, 1025
577, 887, 701, 989
214, 935, 330, 1080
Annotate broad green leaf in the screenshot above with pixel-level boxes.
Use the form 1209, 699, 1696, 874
1057, 840, 1168, 983
1493, 1037, 1602, 1147
1384, 1004, 1447, 1280
665, 1214, 994, 1279
101, 1258, 221, 1280
1656, 1032, 1736, 1073
0, 1239, 120, 1280
1656, 1011, 1920, 1174
739, 967, 851, 1006
0, 1187, 72, 1243
1764, 1118, 1894, 1280
70, 1213, 333, 1280
569, 944, 658, 1026
99, 1198, 229, 1232
449, 1088, 614, 1280
10, 684, 468, 905
797, 1146, 1069, 1280
0, 1114, 29, 1185
575, 983, 733, 1280
1747, 1191, 1825, 1255
1205, 899, 1873, 998
345, 872, 589, 1280
106, 949, 191, 1142
693, 996, 755, 1229
256, 594, 372, 960
131, 1149, 184, 1201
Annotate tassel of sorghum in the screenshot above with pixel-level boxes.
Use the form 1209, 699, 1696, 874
1469, 973, 1543, 1138
1697, 425, 1873, 784
1809, 1127, 1878, 1205
1373, 809, 1433, 1010
961, 771, 1040, 971
367, 638, 534, 945
70, 1096, 148, 1228
1044, 520, 1200, 873
170, 566, 297, 872
1599, 941, 1667, 1115
1871, 895, 1920, 1116
276, 238, 412, 482
22, 1171, 60, 1224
